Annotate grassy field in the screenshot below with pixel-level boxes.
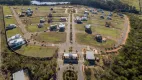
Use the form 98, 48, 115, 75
76, 33, 116, 48
3, 6, 23, 37
16, 45, 57, 57
33, 32, 66, 44
75, 9, 124, 41
26, 24, 49, 32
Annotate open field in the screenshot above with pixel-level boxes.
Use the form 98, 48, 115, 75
26, 24, 49, 32
76, 33, 116, 48
16, 45, 57, 57
75, 8, 125, 48
3, 6, 23, 37
33, 32, 66, 44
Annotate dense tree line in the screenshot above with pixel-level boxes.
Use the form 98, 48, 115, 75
38, 0, 139, 13
99, 14, 142, 80
0, 0, 31, 5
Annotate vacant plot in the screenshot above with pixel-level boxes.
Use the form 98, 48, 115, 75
16, 45, 57, 57
76, 33, 116, 48
33, 32, 66, 44
26, 24, 49, 32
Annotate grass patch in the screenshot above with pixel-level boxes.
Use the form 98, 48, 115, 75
92, 26, 120, 38
16, 45, 57, 57
6, 28, 23, 37
3, 6, 23, 37
26, 24, 49, 32
76, 33, 116, 48
33, 32, 66, 44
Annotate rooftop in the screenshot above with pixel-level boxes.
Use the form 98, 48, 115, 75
86, 51, 95, 60
13, 70, 26, 80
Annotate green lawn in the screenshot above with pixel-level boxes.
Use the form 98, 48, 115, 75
75, 10, 124, 40
3, 6, 23, 37
33, 32, 66, 44
92, 26, 120, 38
16, 45, 57, 58
76, 33, 116, 48
26, 24, 49, 32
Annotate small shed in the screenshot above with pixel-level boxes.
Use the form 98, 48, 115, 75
85, 24, 91, 29
105, 22, 111, 27
95, 34, 102, 42
84, 11, 89, 15
60, 17, 67, 22
50, 8, 53, 11
86, 51, 95, 60
108, 12, 113, 16
81, 17, 87, 21
50, 24, 58, 31
26, 10, 32, 16
5, 15, 12, 18
107, 16, 112, 20
59, 23, 65, 32
75, 16, 82, 24
6, 24, 16, 30
84, 24, 92, 34
100, 15, 104, 19
38, 23, 44, 28
19, 13, 25, 17
40, 18, 45, 23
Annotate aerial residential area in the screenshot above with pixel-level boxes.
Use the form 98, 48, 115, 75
0, 0, 142, 80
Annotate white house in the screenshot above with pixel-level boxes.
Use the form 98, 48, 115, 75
8, 34, 26, 49
63, 53, 78, 60
12, 70, 30, 80
8, 38, 26, 49
8, 34, 22, 42
59, 23, 65, 28
86, 51, 95, 60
